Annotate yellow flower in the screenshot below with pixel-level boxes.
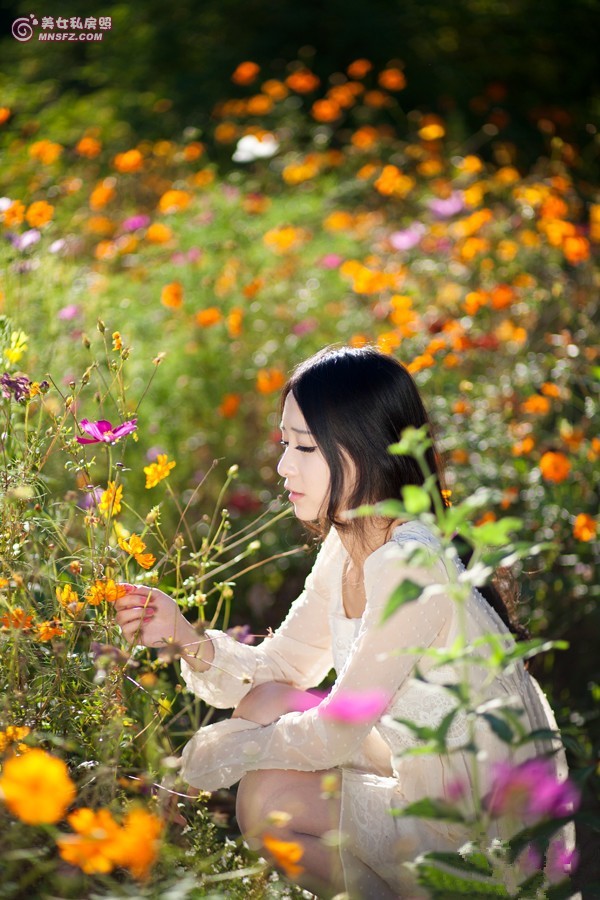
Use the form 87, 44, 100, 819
4, 330, 28, 365
144, 454, 176, 489
262, 833, 304, 878
0, 748, 76, 824
56, 584, 83, 617
112, 331, 123, 351
57, 807, 122, 875
118, 534, 156, 570
99, 481, 123, 517
86, 579, 127, 606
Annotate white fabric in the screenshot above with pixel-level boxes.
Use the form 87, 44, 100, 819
179, 521, 576, 897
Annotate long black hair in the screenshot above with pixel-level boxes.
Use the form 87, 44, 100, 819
280, 344, 529, 642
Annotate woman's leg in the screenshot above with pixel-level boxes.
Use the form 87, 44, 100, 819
232, 683, 398, 898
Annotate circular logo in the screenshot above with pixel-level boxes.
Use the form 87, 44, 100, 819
12, 15, 38, 42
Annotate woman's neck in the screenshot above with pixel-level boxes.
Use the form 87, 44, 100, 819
337, 517, 404, 568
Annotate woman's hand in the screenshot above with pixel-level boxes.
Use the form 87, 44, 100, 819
115, 584, 213, 670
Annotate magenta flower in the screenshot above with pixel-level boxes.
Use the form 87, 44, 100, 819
58, 304, 80, 320
76, 418, 138, 444
320, 689, 390, 723
547, 840, 580, 883
318, 253, 344, 269
485, 759, 580, 824
120, 214, 151, 233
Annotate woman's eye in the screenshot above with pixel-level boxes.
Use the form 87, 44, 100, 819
297, 446, 316, 454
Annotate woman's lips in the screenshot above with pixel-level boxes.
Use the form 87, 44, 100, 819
288, 491, 304, 501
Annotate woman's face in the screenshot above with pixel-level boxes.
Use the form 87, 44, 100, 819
276, 392, 331, 521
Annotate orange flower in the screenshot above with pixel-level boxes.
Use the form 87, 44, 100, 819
539, 196, 568, 220
363, 90, 389, 108
476, 511, 497, 526
1, 608, 33, 630
541, 382, 561, 398
0, 725, 30, 753
374, 165, 414, 198
161, 281, 184, 309
282, 160, 320, 185
257, 368, 285, 394
36, 620, 65, 642
378, 68, 406, 91
214, 122, 238, 143
562, 235, 590, 265
158, 190, 191, 215
407, 353, 435, 374
376, 331, 402, 354
351, 126, 379, 150
573, 513, 597, 542
25, 200, 54, 228
262, 79, 288, 100
451, 448, 469, 464
463, 290, 488, 315
0, 748, 75, 824
90, 179, 116, 210
113, 808, 163, 880
323, 211, 354, 232
118, 535, 156, 570
219, 393, 241, 418
539, 451, 570, 483
190, 169, 215, 188
263, 226, 306, 253
231, 60, 260, 85
347, 58, 372, 79
227, 308, 243, 337
418, 119, 445, 141
512, 436, 535, 456
0, 107, 11, 125
182, 142, 204, 161
113, 149, 144, 173
244, 94, 272, 115
86, 580, 127, 606
311, 99, 342, 123
262, 833, 304, 878
76, 135, 102, 158
495, 166, 520, 185
521, 395, 550, 415
195, 307, 222, 327
285, 69, 320, 93
29, 139, 63, 164
146, 222, 172, 244
327, 84, 359, 109
2, 200, 25, 228
86, 215, 115, 236
57, 808, 122, 875
490, 284, 515, 309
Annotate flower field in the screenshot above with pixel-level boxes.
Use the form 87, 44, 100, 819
0, 55, 599, 896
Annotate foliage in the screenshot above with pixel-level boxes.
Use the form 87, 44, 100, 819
0, 53, 599, 894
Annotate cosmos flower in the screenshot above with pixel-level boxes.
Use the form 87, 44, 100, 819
76, 418, 137, 444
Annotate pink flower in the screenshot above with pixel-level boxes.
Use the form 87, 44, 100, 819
445, 778, 467, 803
428, 192, 464, 218
318, 253, 343, 269
76, 418, 138, 445
547, 840, 579, 883
485, 759, 580, 824
320, 689, 390, 723
389, 223, 426, 251
58, 304, 80, 320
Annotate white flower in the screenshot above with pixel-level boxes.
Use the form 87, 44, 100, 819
232, 133, 279, 163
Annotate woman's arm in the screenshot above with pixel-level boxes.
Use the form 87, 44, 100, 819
116, 529, 338, 709
181, 540, 453, 789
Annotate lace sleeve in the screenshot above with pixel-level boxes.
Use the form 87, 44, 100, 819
181, 538, 452, 789
179, 530, 337, 708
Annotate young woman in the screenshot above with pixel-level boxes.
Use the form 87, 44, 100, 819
116, 346, 573, 899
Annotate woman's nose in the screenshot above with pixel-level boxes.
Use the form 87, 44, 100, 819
276, 448, 295, 478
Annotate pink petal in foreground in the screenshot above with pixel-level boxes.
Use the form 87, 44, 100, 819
286, 690, 327, 712
320, 689, 390, 723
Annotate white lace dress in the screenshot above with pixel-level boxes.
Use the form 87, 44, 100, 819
179, 521, 574, 897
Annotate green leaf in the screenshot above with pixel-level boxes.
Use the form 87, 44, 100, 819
481, 713, 514, 743
391, 797, 466, 823
412, 852, 511, 897
515, 871, 545, 898
388, 424, 432, 456
467, 517, 523, 547
403, 484, 431, 514
508, 816, 573, 861
381, 578, 423, 620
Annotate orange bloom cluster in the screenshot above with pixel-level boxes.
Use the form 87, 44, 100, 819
257, 368, 286, 394
0, 748, 75, 824
0, 725, 30, 754
539, 451, 571, 483
573, 513, 597, 542
86, 579, 128, 605
113, 149, 144, 173
161, 281, 184, 309
231, 61, 260, 85
263, 226, 308, 254
374, 165, 414, 198
57, 806, 163, 880
340, 260, 403, 295
285, 69, 320, 94
262, 833, 304, 877
157, 190, 191, 214
29, 139, 62, 164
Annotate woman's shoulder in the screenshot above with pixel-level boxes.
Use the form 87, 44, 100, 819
363, 519, 448, 585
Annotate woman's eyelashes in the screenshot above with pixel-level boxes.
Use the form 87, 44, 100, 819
279, 440, 316, 454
